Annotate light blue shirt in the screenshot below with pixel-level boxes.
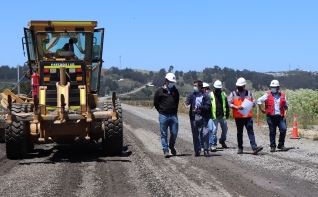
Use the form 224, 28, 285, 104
195, 93, 203, 107
257, 92, 288, 115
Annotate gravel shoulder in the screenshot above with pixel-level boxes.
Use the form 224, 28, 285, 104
121, 104, 318, 196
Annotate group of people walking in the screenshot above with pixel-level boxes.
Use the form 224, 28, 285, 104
153, 73, 288, 158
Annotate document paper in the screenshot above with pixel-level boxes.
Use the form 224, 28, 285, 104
238, 99, 254, 116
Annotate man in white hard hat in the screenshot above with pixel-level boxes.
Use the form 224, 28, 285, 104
228, 77, 263, 155
257, 79, 289, 152
183, 80, 211, 157
200, 82, 211, 150
209, 80, 230, 152
154, 73, 180, 158
202, 82, 210, 93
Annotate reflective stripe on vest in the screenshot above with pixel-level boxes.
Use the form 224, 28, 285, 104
209, 92, 227, 119
265, 91, 286, 117
232, 90, 253, 118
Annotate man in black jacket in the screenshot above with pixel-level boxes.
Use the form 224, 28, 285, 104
154, 73, 180, 158
209, 80, 230, 152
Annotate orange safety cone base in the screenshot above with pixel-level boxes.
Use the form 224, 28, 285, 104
291, 114, 300, 139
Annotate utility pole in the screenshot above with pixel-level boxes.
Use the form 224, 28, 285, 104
119, 55, 123, 79
119, 55, 121, 70
17, 64, 20, 94
119, 55, 122, 95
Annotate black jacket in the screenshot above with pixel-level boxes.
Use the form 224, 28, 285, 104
153, 85, 179, 114
212, 91, 230, 119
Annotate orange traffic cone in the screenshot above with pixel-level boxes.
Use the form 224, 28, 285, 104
291, 114, 300, 139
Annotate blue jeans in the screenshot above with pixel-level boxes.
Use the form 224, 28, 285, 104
208, 119, 216, 148
159, 113, 178, 152
190, 118, 210, 154
200, 120, 210, 149
266, 115, 287, 148
199, 119, 214, 149
235, 118, 258, 150
210, 118, 228, 147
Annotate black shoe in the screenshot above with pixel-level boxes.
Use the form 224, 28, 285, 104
237, 148, 243, 154
253, 146, 263, 155
204, 151, 210, 157
277, 145, 288, 151
164, 151, 170, 158
122, 145, 128, 151
219, 141, 228, 148
270, 147, 276, 152
170, 148, 177, 156
195, 152, 200, 157
121, 150, 132, 156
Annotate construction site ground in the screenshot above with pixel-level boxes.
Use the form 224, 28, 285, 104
0, 103, 317, 197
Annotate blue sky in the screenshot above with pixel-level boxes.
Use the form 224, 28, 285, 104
1, 0, 317, 73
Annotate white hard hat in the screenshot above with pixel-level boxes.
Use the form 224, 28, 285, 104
203, 82, 210, 88
236, 77, 246, 86
213, 80, 222, 88
165, 73, 177, 82
270, 80, 280, 87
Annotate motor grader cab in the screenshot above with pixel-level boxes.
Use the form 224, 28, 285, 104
0, 21, 123, 159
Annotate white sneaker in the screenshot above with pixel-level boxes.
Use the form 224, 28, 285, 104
210, 147, 217, 152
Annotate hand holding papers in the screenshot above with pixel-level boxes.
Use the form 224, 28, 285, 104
238, 99, 253, 116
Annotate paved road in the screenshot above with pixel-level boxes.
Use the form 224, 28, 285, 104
104, 82, 152, 99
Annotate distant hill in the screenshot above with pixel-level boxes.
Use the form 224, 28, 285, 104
101, 66, 318, 100
1, 65, 317, 98
151, 66, 318, 93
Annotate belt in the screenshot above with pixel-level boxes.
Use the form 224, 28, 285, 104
194, 110, 201, 114
267, 114, 281, 117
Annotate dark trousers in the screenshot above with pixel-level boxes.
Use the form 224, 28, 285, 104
266, 115, 287, 148
235, 118, 257, 149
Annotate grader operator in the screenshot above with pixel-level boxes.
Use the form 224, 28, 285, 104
0, 21, 123, 159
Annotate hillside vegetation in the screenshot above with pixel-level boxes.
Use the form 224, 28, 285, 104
2, 64, 318, 95
1, 64, 318, 128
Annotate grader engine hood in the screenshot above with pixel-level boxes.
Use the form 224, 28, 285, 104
39, 61, 86, 108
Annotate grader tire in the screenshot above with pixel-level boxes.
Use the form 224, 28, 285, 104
0, 128, 5, 143
5, 103, 32, 159
22, 103, 34, 152
102, 101, 123, 156
0, 111, 5, 143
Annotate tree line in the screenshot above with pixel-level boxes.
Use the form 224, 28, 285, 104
152, 66, 318, 92
1, 64, 318, 97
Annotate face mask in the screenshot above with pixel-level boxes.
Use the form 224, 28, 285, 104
271, 88, 277, 93
193, 87, 199, 92
168, 83, 174, 89
237, 86, 244, 91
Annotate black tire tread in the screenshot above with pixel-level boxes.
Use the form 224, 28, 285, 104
102, 100, 123, 156
5, 103, 31, 159
0, 128, 5, 143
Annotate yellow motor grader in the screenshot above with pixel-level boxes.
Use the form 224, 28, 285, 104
0, 20, 123, 159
